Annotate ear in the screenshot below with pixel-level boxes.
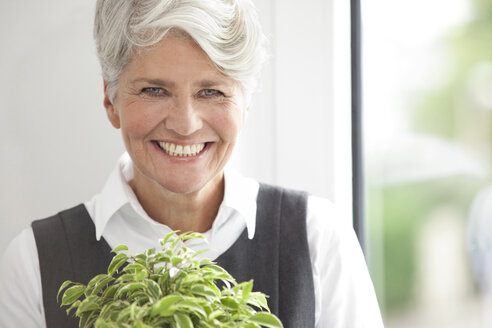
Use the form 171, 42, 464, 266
103, 80, 121, 129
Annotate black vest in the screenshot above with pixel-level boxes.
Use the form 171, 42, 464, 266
32, 184, 315, 327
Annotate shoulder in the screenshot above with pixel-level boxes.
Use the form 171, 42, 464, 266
31, 204, 92, 241
1, 228, 40, 277
257, 183, 309, 207
305, 194, 366, 269
1, 227, 39, 271
257, 182, 306, 195
254, 182, 357, 249
306, 194, 336, 225
304, 195, 356, 263
306, 194, 353, 245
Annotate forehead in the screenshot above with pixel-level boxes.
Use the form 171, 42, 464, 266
124, 34, 232, 85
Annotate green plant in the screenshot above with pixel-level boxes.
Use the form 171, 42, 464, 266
58, 231, 283, 328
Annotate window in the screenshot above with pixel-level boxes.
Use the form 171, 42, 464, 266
362, 0, 492, 326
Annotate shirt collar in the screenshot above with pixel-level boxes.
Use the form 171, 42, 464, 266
93, 153, 259, 240
219, 166, 259, 239
94, 153, 135, 240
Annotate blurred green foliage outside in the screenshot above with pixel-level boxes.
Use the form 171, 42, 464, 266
368, 0, 492, 313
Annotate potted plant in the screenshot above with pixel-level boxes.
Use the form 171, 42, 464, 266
58, 231, 283, 328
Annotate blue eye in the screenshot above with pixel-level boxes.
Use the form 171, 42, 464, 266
142, 87, 165, 96
201, 89, 224, 97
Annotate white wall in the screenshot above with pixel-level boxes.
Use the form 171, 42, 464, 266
0, 0, 352, 255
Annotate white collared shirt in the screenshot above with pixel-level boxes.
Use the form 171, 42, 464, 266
0, 153, 384, 328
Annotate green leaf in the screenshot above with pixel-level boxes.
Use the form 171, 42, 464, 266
171, 256, 184, 266
192, 248, 210, 258
247, 292, 269, 310
208, 310, 223, 320
154, 253, 171, 264
175, 300, 207, 319
174, 313, 194, 328
57, 280, 74, 302
205, 283, 221, 297
202, 264, 229, 274
180, 273, 202, 285
146, 279, 162, 300
199, 258, 213, 266
101, 284, 119, 299
87, 274, 109, 288
65, 300, 81, 316
124, 262, 146, 273
94, 318, 112, 328
180, 232, 205, 241
135, 253, 147, 264
108, 253, 128, 275
221, 297, 239, 310
61, 285, 85, 306
116, 304, 133, 321
130, 292, 150, 305
169, 235, 182, 249
243, 324, 261, 328
76, 296, 101, 314
248, 313, 283, 328
79, 311, 98, 328
241, 280, 253, 303
153, 266, 165, 274
158, 273, 170, 291
151, 294, 183, 317
114, 282, 146, 298
116, 273, 136, 282
202, 265, 234, 281
136, 320, 154, 328
85, 274, 110, 296
191, 284, 218, 298
93, 276, 115, 296
160, 231, 179, 246
111, 244, 129, 253
134, 270, 148, 281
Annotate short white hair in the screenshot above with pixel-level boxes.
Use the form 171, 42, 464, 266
94, 0, 267, 103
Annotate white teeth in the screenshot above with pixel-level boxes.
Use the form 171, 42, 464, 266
175, 145, 183, 156
183, 145, 191, 156
157, 141, 206, 157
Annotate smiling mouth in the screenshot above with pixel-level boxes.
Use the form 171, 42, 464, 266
155, 141, 207, 157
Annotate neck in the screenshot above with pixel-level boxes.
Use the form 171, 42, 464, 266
130, 173, 224, 233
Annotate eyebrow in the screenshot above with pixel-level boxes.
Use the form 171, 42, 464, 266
130, 78, 235, 89
130, 78, 175, 88
198, 79, 234, 89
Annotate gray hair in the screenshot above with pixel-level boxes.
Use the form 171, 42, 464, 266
94, 0, 267, 103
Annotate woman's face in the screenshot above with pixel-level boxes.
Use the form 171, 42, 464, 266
104, 34, 247, 195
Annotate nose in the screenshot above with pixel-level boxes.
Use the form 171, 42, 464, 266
165, 97, 203, 136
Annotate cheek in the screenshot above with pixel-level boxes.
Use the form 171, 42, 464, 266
119, 103, 161, 137
213, 109, 244, 143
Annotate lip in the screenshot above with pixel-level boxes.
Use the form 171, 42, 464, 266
152, 140, 212, 162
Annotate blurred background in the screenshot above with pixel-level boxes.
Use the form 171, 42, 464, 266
363, 0, 492, 326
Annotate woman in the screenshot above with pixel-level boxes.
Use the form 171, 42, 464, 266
0, 0, 383, 327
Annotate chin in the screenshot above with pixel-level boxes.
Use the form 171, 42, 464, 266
158, 178, 210, 195
164, 184, 202, 195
